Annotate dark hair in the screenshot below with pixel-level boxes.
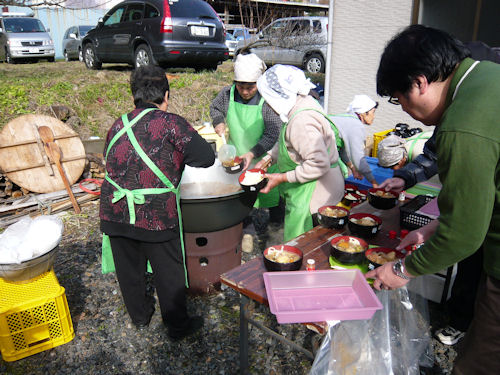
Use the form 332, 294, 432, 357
130, 65, 170, 106
376, 25, 470, 97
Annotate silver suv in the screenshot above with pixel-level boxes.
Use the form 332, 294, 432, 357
0, 14, 55, 63
237, 16, 328, 73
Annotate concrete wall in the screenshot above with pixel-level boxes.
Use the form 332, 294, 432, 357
326, 0, 431, 139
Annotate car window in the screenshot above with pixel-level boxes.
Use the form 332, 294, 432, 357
290, 20, 310, 36
170, 0, 218, 18
79, 26, 93, 37
64, 28, 70, 39
3, 18, 46, 33
312, 20, 323, 34
144, 4, 159, 19
104, 6, 126, 26
124, 3, 144, 23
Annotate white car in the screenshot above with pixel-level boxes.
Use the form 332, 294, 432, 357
236, 16, 328, 74
225, 33, 238, 57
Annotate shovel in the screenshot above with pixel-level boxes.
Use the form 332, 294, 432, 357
38, 126, 81, 214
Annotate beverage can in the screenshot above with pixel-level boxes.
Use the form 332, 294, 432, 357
306, 259, 316, 271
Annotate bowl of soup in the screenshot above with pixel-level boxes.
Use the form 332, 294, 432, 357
317, 205, 349, 229
368, 188, 398, 209
263, 245, 303, 271
330, 235, 368, 265
365, 247, 405, 270
348, 212, 382, 238
222, 156, 244, 174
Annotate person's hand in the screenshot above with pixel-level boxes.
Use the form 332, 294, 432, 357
214, 123, 226, 138
240, 151, 254, 172
254, 155, 272, 171
352, 169, 363, 180
365, 261, 410, 290
396, 220, 439, 250
260, 173, 286, 194
371, 180, 379, 188
378, 177, 405, 193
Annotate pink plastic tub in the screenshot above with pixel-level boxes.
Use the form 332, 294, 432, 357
263, 269, 382, 324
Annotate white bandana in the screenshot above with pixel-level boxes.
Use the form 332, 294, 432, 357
346, 94, 377, 114
234, 53, 267, 83
257, 64, 316, 122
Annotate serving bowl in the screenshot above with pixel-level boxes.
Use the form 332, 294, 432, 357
317, 205, 349, 229
330, 235, 368, 265
222, 156, 244, 174
238, 168, 268, 192
263, 245, 303, 271
341, 192, 361, 208
0, 245, 58, 282
348, 212, 382, 238
365, 247, 405, 270
368, 188, 398, 209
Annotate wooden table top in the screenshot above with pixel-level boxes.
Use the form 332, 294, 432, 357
221, 200, 403, 305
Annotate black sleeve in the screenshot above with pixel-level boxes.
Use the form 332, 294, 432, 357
393, 127, 438, 189
184, 132, 216, 168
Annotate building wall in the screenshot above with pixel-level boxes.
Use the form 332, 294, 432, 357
326, 0, 430, 138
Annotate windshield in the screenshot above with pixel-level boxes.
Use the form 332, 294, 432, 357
79, 25, 93, 36
4, 18, 46, 33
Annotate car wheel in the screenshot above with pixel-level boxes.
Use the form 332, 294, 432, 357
78, 48, 83, 62
83, 44, 102, 70
134, 44, 155, 68
304, 53, 325, 74
64, 51, 70, 62
48, 57, 55, 63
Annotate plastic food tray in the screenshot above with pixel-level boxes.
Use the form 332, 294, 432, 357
400, 195, 434, 230
263, 269, 382, 324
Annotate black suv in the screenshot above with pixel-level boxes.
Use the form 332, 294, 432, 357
82, 0, 228, 70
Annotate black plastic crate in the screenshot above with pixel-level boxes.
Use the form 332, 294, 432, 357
399, 195, 435, 230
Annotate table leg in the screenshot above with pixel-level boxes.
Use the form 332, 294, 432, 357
240, 295, 250, 375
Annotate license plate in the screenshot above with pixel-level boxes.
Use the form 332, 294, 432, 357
191, 26, 209, 37
29, 47, 39, 53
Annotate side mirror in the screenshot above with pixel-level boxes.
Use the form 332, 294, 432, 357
0, 27, 3, 33
98, 18, 103, 25
258, 31, 263, 39
69, 33, 77, 39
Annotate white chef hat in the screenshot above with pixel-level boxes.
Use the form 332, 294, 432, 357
377, 135, 407, 167
346, 94, 378, 114
233, 53, 267, 83
257, 64, 316, 122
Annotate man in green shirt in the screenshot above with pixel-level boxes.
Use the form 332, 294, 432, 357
366, 25, 500, 374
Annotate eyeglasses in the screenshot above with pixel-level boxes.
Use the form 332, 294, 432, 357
388, 96, 400, 105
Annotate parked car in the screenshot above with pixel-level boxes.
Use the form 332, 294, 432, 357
225, 33, 238, 57
236, 16, 328, 73
228, 26, 253, 41
62, 25, 94, 62
81, 0, 228, 71
0, 12, 55, 63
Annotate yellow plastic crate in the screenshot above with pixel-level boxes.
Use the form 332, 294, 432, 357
0, 269, 74, 362
372, 128, 395, 157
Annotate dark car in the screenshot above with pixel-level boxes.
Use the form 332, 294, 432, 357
81, 0, 229, 70
62, 25, 94, 61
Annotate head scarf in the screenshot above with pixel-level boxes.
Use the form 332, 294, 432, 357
346, 94, 378, 114
257, 64, 316, 122
233, 53, 267, 83
377, 135, 407, 167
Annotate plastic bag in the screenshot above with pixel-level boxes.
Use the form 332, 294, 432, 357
0, 215, 63, 264
310, 287, 433, 375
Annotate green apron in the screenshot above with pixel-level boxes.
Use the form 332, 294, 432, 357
101, 108, 189, 287
406, 131, 432, 161
226, 85, 279, 208
278, 109, 339, 241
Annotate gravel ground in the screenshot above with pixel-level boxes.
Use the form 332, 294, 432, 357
1, 203, 457, 374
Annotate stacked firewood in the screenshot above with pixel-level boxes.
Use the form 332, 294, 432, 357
0, 176, 29, 199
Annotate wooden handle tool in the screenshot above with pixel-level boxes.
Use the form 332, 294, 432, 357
38, 126, 81, 214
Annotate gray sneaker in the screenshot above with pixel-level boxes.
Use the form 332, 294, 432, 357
435, 325, 465, 345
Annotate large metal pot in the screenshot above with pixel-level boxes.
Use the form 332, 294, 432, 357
180, 159, 257, 233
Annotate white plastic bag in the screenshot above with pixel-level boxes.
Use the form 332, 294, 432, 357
0, 215, 63, 264
310, 287, 433, 375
